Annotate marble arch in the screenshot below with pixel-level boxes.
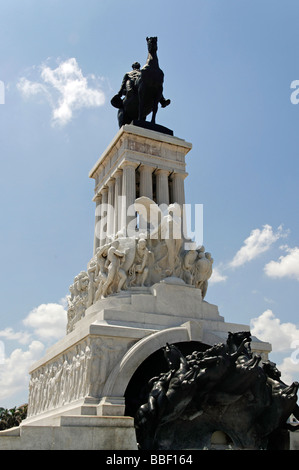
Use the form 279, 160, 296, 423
102, 324, 197, 400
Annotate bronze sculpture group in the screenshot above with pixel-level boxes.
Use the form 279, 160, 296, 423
134, 332, 299, 450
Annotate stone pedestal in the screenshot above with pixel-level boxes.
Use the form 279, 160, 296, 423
9, 280, 269, 450
89, 124, 190, 246
0, 125, 272, 450
0, 416, 137, 450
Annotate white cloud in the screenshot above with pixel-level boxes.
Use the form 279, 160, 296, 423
250, 309, 299, 352
264, 245, 299, 281
17, 77, 49, 99
278, 356, 299, 386
209, 266, 227, 284
208, 225, 288, 285
59, 295, 69, 310
250, 310, 299, 384
0, 327, 31, 345
0, 300, 67, 406
17, 58, 105, 125
23, 302, 67, 340
229, 224, 287, 268
263, 297, 275, 305
0, 341, 44, 403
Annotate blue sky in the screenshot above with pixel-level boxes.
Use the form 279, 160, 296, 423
1, 0, 299, 408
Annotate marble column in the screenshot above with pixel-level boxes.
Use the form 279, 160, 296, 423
171, 172, 187, 205
120, 161, 138, 234
99, 186, 108, 246
171, 172, 187, 241
93, 193, 102, 255
139, 164, 153, 230
139, 164, 153, 200
155, 169, 170, 206
113, 170, 123, 235
107, 178, 115, 240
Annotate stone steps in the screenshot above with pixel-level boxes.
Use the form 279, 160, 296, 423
0, 415, 137, 450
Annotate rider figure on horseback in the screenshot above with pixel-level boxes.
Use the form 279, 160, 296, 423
111, 37, 170, 128
113, 62, 170, 110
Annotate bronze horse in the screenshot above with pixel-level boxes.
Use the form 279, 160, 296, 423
111, 37, 170, 127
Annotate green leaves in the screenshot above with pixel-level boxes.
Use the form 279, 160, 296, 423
0, 404, 27, 430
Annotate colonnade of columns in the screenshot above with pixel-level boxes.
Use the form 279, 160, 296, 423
93, 162, 187, 253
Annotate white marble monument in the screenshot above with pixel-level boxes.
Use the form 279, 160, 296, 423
0, 124, 271, 450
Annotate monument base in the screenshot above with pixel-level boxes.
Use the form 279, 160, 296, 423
0, 415, 137, 450
131, 119, 173, 135
0, 280, 272, 450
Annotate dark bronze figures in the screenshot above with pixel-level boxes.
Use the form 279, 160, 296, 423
111, 37, 170, 128
134, 332, 299, 450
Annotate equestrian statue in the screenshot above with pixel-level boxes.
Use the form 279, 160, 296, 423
111, 37, 171, 129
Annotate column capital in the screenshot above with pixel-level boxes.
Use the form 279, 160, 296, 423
93, 193, 102, 203
112, 169, 123, 178
107, 177, 115, 188
120, 160, 139, 170
170, 171, 188, 180
155, 168, 170, 176
139, 163, 155, 172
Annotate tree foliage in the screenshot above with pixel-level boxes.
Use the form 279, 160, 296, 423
0, 404, 28, 430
